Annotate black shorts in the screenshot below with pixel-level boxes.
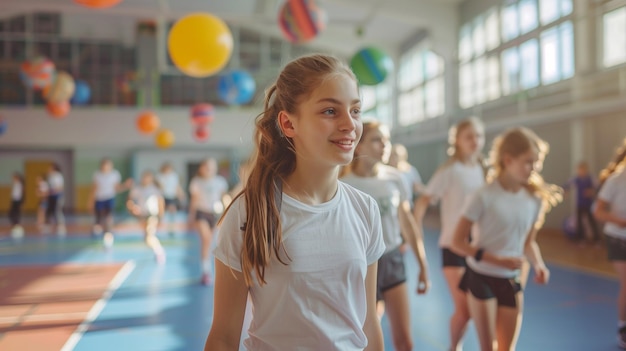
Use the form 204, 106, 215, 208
442, 248, 466, 268
459, 266, 522, 308
606, 234, 626, 261
377, 246, 407, 301
195, 210, 219, 228
164, 197, 179, 210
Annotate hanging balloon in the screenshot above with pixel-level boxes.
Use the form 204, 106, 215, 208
46, 101, 71, 119
43, 71, 76, 103
193, 125, 210, 142
70, 80, 91, 105
350, 47, 394, 86
278, 0, 327, 44
155, 129, 175, 149
74, 0, 123, 9
20, 57, 55, 90
217, 70, 256, 105
136, 111, 160, 134
167, 13, 233, 78
0, 119, 6, 136
190, 103, 215, 126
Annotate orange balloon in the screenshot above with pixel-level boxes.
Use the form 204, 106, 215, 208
46, 101, 71, 119
136, 111, 160, 134
74, 0, 123, 9
155, 129, 175, 149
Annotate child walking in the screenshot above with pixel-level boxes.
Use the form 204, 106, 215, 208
205, 54, 385, 351
46, 163, 66, 236
563, 161, 601, 244
156, 162, 185, 236
9, 172, 24, 239
451, 127, 562, 351
35, 173, 49, 233
594, 138, 626, 349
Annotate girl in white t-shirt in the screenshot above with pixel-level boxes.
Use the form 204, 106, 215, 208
46, 163, 66, 236
127, 170, 166, 263
451, 127, 562, 351
594, 138, 626, 349
156, 162, 185, 236
88, 158, 133, 248
35, 173, 49, 232
9, 172, 24, 238
188, 158, 230, 286
205, 54, 385, 351
387, 143, 424, 209
413, 117, 486, 351
342, 121, 430, 351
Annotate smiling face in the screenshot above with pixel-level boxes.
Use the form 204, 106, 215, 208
280, 73, 362, 168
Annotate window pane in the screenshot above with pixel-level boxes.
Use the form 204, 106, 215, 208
520, 39, 539, 89
361, 86, 377, 111
398, 93, 412, 125
474, 57, 486, 104
541, 27, 559, 84
487, 56, 501, 100
459, 24, 472, 62
473, 16, 486, 57
603, 7, 626, 67
501, 47, 520, 95
540, 0, 559, 25
560, 21, 574, 79
459, 62, 474, 108
485, 8, 500, 51
520, 0, 538, 34
424, 51, 443, 79
412, 88, 424, 122
560, 0, 573, 17
425, 77, 444, 118
502, 5, 519, 41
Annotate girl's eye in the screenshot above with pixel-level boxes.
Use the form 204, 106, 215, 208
351, 108, 361, 116
323, 108, 336, 115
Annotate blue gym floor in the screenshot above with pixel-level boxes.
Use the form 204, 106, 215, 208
0, 222, 620, 351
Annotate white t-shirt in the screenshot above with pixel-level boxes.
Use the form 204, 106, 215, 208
93, 170, 122, 201
424, 161, 485, 247
48, 171, 64, 196
463, 181, 542, 278
156, 171, 179, 199
38, 180, 49, 197
399, 165, 422, 197
189, 175, 229, 213
129, 184, 162, 216
214, 181, 385, 351
342, 165, 408, 253
598, 170, 626, 238
11, 181, 23, 201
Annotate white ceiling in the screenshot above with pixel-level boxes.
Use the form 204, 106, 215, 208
0, 0, 463, 55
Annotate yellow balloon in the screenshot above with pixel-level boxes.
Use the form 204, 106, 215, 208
155, 129, 175, 149
168, 13, 233, 78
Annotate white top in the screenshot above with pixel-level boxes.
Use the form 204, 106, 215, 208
156, 171, 180, 198
215, 181, 385, 351
399, 165, 422, 198
463, 181, 542, 278
342, 165, 408, 253
93, 170, 122, 201
48, 171, 64, 196
11, 181, 23, 201
597, 170, 626, 238
38, 180, 49, 197
129, 184, 162, 216
189, 175, 229, 213
424, 161, 485, 247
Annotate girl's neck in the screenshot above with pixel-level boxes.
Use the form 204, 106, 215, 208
458, 153, 478, 165
497, 172, 523, 193
283, 164, 339, 205
351, 159, 379, 178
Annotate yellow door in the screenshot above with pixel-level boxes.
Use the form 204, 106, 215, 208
24, 160, 51, 213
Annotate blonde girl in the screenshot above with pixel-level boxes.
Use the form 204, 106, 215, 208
205, 54, 385, 351
156, 162, 185, 236
451, 127, 562, 351
594, 138, 626, 349
342, 120, 430, 351
413, 117, 486, 351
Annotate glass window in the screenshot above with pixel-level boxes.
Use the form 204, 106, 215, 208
603, 7, 626, 67
502, 47, 520, 95
424, 51, 443, 80
487, 56, 501, 101
520, 0, 539, 34
560, 21, 574, 79
540, 27, 560, 84
485, 8, 500, 51
560, 0, 573, 17
425, 77, 444, 118
459, 62, 474, 108
520, 39, 539, 89
361, 86, 377, 112
459, 24, 472, 62
474, 57, 487, 104
502, 4, 520, 41
473, 16, 486, 57
539, 0, 559, 25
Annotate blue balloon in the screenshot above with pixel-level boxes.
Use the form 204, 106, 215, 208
0, 120, 7, 136
217, 70, 256, 105
71, 80, 91, 105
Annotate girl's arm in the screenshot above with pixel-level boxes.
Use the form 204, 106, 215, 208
363, 262, 383, 351
595, 199, 626, 227
115, 178, 134, 193
451, 217, 525, 270
204, 260, 249, 351
87, 182, 97, 212
524, 225, 549, 284
412, 194, 431, 225
398, 200, 430, 294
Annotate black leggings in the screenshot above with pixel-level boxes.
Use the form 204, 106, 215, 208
575, 205, 600, 241
9, 200, 22, 225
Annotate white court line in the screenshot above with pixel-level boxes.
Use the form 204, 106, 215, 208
59, 260, 136, 351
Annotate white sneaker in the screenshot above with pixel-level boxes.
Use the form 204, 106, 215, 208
103, 232, 114, 249
56, 225, 67, 237
11, 225, 24, 240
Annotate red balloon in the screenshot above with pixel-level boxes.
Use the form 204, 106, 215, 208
193, 125, 210, 142
46, 101, 71, 119
190, 103, 215, 126
74, 0, 123, 9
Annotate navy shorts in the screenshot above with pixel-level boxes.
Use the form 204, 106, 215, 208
606, 234, 626, 261
95, 198, 115, 214
377, 246, 407, 301
442, 248, 466, 268
459, 266, 522, 308
195, 210, 219, 228
164, 197, 179, 210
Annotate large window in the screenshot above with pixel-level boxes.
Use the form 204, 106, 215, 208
398, 49, 445, 126
361, 81, 392, 127
603, 6, 626, 68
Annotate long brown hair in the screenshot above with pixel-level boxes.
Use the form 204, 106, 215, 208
221, 54, 356, 286
488, 127, 562, 215
599, 138, 626, 189
440, 117, 488, 177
